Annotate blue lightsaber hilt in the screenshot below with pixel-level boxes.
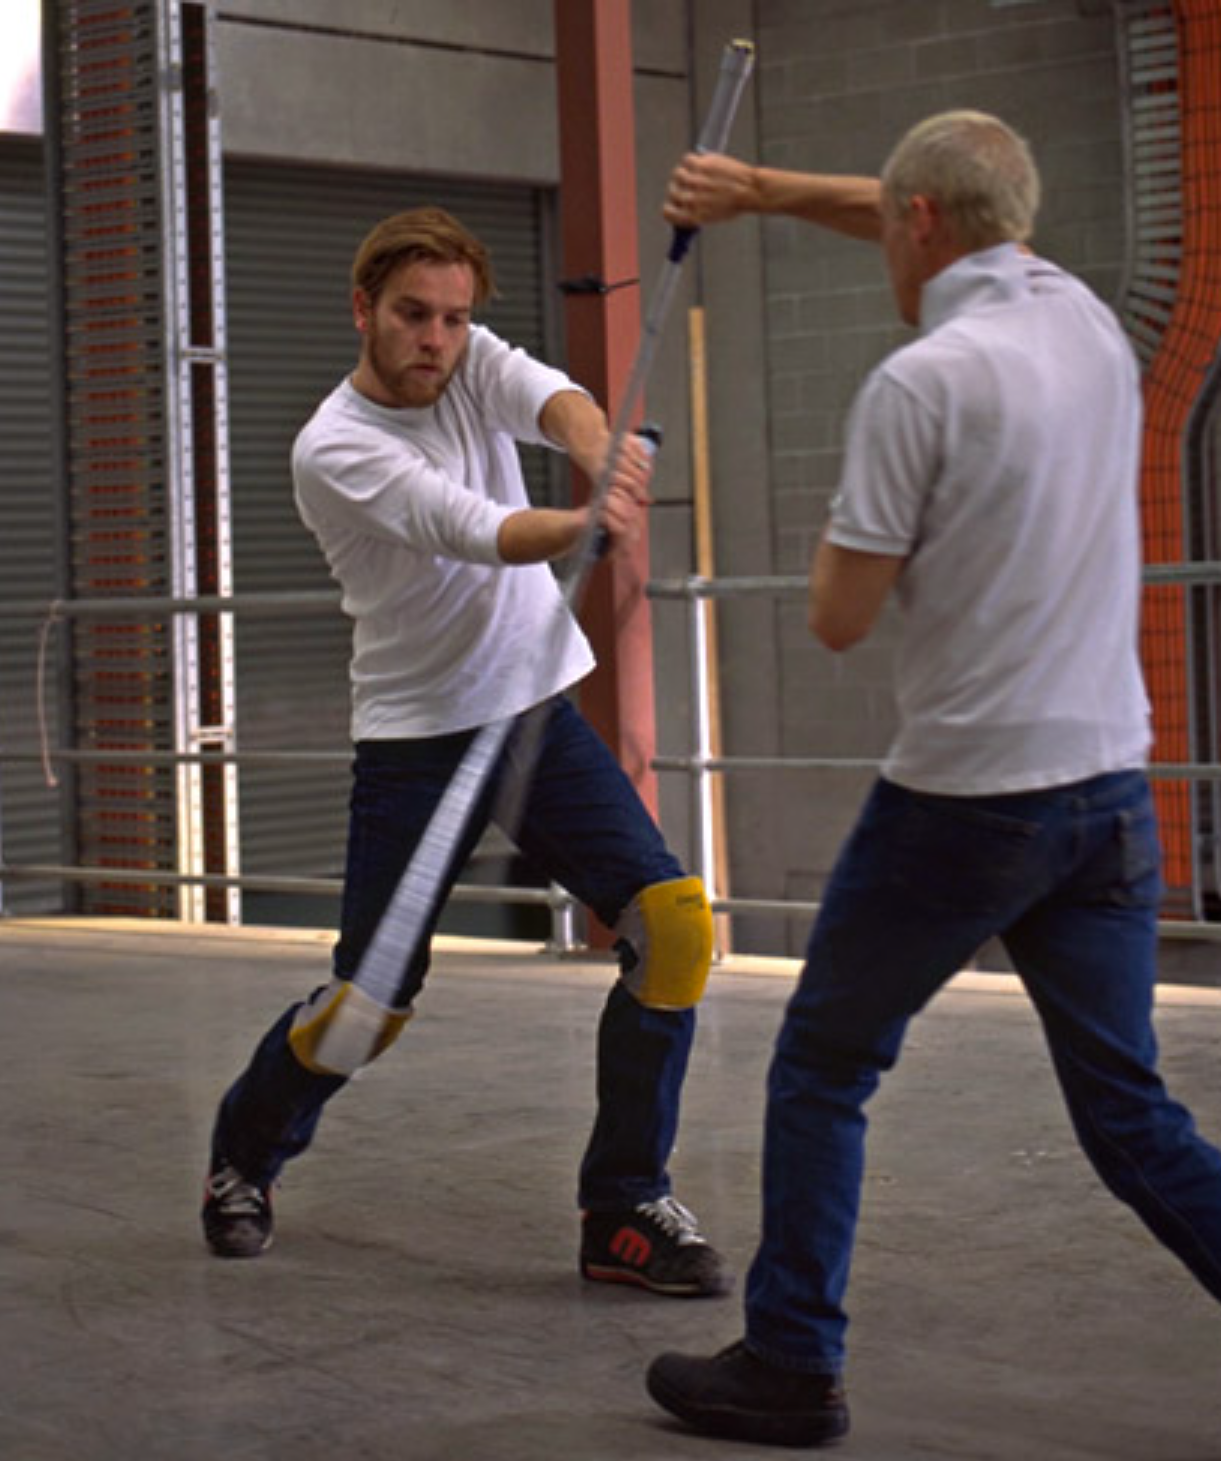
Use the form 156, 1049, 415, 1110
668, 38, 756, 265
594, 423, 663, 559
569, 39, 755, 600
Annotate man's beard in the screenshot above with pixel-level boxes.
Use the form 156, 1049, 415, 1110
366, 327, 453, 408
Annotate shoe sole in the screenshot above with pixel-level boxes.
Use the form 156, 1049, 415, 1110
646, 1367, 849, 1448
204, 1227, 273, 1260
580, 1260, 731, 1298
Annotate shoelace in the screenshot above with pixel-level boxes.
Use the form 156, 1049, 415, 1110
208, 1167, 267, 1216
636, 1195, 706, 1246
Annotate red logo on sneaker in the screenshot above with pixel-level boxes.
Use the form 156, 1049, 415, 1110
610, 1226, 653, 1268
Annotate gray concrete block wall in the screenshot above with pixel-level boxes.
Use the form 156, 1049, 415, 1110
701, 0, 1127, 953
199, 0, 1131, 957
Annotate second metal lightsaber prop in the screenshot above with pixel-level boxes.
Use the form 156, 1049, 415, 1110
312, 39, 756, 1073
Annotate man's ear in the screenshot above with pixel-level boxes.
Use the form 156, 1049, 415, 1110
908, 194, 941, 245
352, 288, 371, 334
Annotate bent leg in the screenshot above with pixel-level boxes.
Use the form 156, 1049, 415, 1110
505, 698, 697, 1208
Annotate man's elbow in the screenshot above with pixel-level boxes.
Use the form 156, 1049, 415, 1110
808, 605, 867, 652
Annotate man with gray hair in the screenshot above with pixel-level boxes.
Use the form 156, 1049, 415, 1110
645, 110, 1221, 1446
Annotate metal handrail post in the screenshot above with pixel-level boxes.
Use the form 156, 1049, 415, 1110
688, 580, 717, 901
546, 883, 579, 954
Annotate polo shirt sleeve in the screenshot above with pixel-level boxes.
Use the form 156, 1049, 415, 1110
827, 363, 941, 557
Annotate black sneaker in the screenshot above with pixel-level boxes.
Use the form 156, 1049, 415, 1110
647, 1340, 849, 1448
580, 1196, 732, 1297
202, 1163, 273, 1258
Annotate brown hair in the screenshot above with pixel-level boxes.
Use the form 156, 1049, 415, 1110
351, 206, 497, 306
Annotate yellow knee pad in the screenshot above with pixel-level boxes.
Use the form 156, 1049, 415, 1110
614, 875, 714, 1010
288, 978, 413, 1077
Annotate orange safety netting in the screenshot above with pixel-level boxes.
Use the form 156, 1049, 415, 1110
1138, 0, 1221, 911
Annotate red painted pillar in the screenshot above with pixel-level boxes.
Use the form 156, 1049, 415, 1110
554, 0, 659, 818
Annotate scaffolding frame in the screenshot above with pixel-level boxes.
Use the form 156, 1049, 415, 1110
46, 0, 237, 921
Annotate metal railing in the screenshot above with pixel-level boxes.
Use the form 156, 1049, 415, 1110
648, 564, 1221, 944
4, 562, 1221, 947
0, 589, 581, 948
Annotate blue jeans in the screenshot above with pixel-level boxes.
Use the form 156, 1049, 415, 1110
745, 771, 1221, 1374
211, 696, 694, 1209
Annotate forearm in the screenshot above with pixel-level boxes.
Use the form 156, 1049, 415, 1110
496, 505, 587, 565
529, 388, 654, 561
665, 153, 883, 242
808, 534, 905, 651
538, 389, 609, 482
752, 167, 882, 241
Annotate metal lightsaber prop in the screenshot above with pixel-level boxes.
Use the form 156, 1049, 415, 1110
313, 39, 756, 1072
559, 37, 757, 610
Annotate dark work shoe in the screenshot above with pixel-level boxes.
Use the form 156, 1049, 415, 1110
647, 1341, 849, 1448
202, 1163, 273, 1258
580, 1196, 733, 1297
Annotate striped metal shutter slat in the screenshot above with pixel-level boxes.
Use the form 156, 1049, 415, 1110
0, 142, 63, 912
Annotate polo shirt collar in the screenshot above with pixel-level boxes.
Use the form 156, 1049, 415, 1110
919, 242, 1029, 334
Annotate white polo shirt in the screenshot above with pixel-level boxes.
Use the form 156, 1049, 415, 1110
293, 325, 595, 740
827, 244, 1151, 794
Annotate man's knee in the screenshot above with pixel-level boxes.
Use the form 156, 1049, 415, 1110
614, 875, 714, 1010
288, 978, 413, 1076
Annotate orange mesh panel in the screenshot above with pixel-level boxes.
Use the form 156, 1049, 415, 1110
1138, 0, 1221, 910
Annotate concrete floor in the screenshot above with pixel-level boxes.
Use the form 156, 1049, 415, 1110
0, 917, 1219, 1461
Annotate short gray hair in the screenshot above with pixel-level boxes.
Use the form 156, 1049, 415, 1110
881, 110, 1041, 248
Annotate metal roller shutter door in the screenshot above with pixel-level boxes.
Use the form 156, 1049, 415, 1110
0, 141, 63, 914
223, 160, 553, 923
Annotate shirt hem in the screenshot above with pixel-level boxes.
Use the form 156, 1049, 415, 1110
882, 750, 1150, 797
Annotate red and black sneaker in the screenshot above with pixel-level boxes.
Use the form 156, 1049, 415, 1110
580, 1196, 732, 1297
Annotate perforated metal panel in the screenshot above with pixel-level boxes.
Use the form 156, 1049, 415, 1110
1117, 3, 1183, 365
1116, 0, 1221, 918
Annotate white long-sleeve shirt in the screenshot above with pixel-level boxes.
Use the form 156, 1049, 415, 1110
293, 325, 595, 740
828, 244, 1151, 794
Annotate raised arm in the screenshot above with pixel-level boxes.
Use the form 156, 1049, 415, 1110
664, 152, 883, 242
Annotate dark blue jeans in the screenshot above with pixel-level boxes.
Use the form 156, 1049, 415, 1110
211, 696, 693, 1210
745, 771, 1221, 1374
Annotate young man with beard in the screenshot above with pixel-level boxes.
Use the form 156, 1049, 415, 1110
202, 207, 729, 1302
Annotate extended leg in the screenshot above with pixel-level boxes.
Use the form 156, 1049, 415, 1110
1004, 776, 1221, 1302
204, 730, 495, 1257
